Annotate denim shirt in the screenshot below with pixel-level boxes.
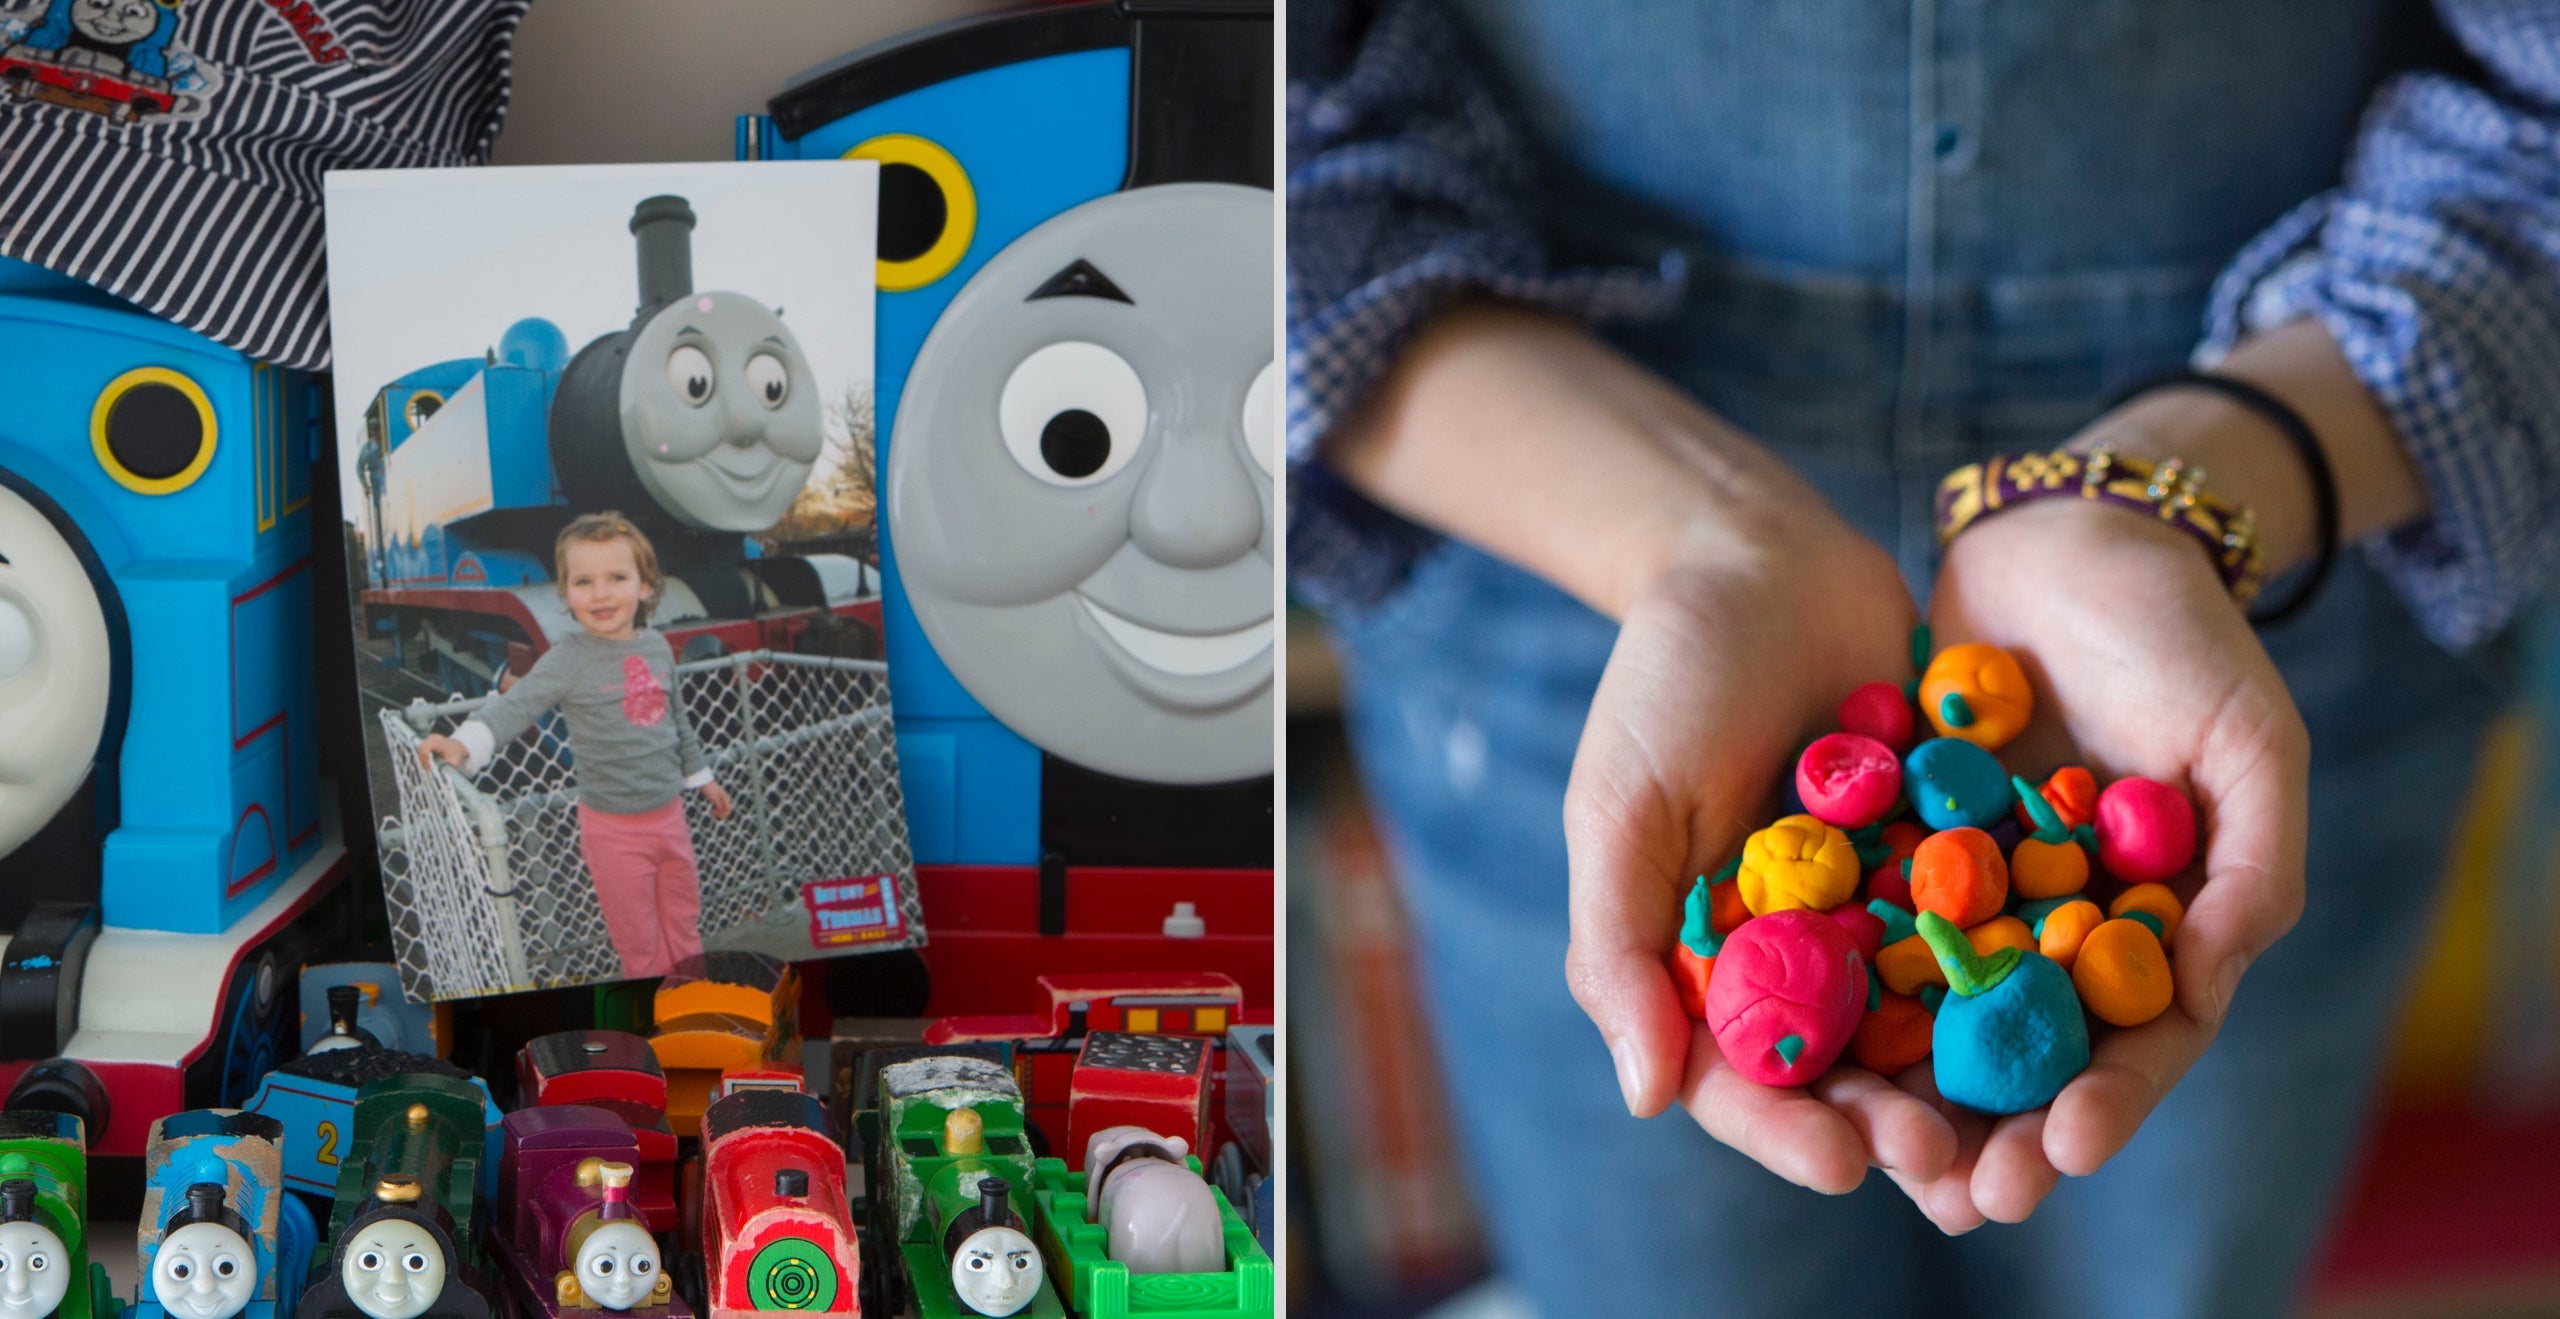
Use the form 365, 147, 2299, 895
1288, 0, 2560, 648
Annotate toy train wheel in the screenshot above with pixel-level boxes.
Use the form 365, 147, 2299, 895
1210, 1142, 1247, 1212
673, 1249, 706, 1319
854, 1234, 887, 1319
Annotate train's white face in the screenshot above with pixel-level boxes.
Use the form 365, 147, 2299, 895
574, 1221, 659, 1310
0, 1220, 68, 1319
887, 184, 1275, 786
0, 484, 112, 862
341, 1219, 444, 1319
152, 1222, 257, 1319
949, 1225, 1039, 1317
619, 292, 825, 534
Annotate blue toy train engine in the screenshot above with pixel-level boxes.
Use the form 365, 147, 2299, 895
355, 195, 880, 698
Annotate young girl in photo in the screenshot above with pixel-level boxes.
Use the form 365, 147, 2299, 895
419, 512, 734, 979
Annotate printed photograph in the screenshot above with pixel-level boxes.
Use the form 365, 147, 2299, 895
323, 160, 921, 1000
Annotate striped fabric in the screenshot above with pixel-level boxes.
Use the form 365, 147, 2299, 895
0, 0, 528, 370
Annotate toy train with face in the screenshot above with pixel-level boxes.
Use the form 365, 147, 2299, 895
747, 0, 1274, 1018
490, 1107, 683, 1319
135, 1110, 318, 1319
0, 257, 347, 1158
516, 1033, 677, 1235
297, 1073, 495, 1319
695, 1088, 858, 1319
855, 1052, 1056, 1319
0, 1111, 113, 1319
353, 194, 884, 698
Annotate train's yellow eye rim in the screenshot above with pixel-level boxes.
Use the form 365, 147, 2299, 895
92, 366, 216, 496
848, 133, 974, 292
404, 390, 445, 431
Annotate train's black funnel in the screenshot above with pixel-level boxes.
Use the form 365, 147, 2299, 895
630, 195, 697, 318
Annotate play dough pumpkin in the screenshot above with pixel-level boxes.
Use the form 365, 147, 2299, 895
1737, 815, 1862, 916
1919, 643, 2035, 750
1704, 909, 1870, 1087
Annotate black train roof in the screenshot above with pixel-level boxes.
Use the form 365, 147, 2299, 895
703, 1088, 831, 1145
1079, 1032, 1206, 1075
277, 1045, 473, 1088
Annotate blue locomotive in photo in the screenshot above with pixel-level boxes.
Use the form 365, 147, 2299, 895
352, 194, 883, 699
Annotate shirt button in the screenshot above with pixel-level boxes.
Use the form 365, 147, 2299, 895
1934, 122, 1963, 157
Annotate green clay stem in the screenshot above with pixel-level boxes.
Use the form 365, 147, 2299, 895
1914, 910, 2021, 998
2122, 910, 2166, 940
1712, 856, 1742, 884
1910, 624, 1932, 673
1939, 691, 1976, 728
2014, 775, 2068, 841
1680, 878, 1719, 957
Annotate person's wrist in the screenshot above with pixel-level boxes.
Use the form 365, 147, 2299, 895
1945, 491, 2227, 600
2072, 389, 2317, 576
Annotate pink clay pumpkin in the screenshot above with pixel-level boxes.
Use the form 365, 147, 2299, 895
2095, 776, 2197, 884
1704, 909, 1870, 1087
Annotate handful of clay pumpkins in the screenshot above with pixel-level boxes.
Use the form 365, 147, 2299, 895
1673, 632, 2196, 1114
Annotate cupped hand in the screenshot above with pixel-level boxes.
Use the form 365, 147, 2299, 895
1563, 515, 1959, 1195
1901, 495, 2310, 1227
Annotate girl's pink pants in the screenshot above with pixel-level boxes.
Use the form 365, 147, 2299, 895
577, 799, 704, 979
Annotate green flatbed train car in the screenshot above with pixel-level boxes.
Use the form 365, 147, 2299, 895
1025, 1158, 1271, 1319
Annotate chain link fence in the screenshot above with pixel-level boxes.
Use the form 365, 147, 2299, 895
377, 651, 922, 1000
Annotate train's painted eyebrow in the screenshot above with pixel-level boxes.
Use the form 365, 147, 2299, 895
1026, 258, 1131, 305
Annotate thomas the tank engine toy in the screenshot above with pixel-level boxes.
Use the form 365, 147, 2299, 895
135, 1109, 316, 1319
751, 0, 1274, 1017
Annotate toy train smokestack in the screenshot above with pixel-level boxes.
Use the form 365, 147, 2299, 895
629, 196, 696, 318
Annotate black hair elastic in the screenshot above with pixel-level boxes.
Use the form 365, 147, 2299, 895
2111, 369, 2340, 627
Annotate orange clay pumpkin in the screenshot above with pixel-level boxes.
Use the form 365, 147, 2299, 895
1919, 642, 2035, 750
1876, 933, 1944, 996
1966, 915, 2037, 958
2110, 882, 2185, 945
1710, 879, 1752, 935
2073, 917, 2175, 1026
2036, 899, 2106, 971
2011, 835, 2090, 899
1672, 942, 1715, 1019
1909, 827, 2008, 928
2015, 765, 2099, 832
1852, 990, 1935, 1076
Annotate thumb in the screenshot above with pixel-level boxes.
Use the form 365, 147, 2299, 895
1563, 700, 1780, 1117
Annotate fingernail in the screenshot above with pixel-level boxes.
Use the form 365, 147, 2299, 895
2210, 956, 2249, 1023
1611, 1037, 1645, 1116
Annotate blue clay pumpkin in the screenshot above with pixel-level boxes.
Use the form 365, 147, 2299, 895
1903, 738, 2013, 831
1917, 911, 2091, 1115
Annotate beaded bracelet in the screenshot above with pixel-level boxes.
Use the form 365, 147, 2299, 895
1934, 447, 2266, 606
